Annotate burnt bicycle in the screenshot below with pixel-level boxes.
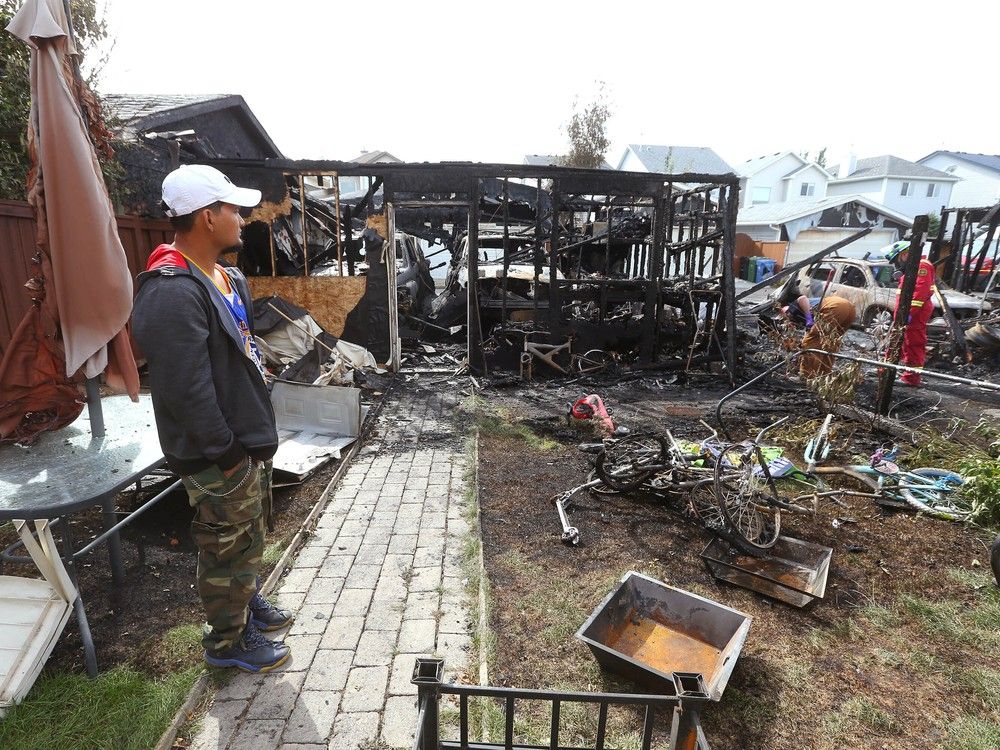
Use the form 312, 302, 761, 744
553, 420, 788, 552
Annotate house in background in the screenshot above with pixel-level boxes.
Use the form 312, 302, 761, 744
334, 151, 403, 194
105, 93, 283, 216
736, 194, 911, 265
736, 151, 831, 208
826, 155, 958, 220
917, 151, 1000, 209
616, 145, 733, 188
523, 154, 614, 170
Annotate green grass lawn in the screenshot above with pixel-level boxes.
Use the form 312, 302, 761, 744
0, 624, 205, 750
0, 666, 201, 750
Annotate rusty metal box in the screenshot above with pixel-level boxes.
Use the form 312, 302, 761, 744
576, 571, 751, 701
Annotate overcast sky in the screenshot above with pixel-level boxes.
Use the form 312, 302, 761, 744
95, 0, 999, 170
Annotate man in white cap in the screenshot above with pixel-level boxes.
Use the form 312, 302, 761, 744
133, 165, 293, 672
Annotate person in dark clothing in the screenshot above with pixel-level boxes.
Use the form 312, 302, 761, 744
133, 165, 292, 672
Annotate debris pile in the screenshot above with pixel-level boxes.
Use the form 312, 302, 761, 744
252, 295, 385, 387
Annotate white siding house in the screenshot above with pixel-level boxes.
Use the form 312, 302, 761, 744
917, 152, 1000, 208
736, 152, 830, 208
736, 195, 912, 265
826, 155, 958, 220
338, 151, 402, 194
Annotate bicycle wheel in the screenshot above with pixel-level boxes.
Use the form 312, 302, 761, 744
688, 483, 727, 531
575, 349, 613, 374
586, 469, 620, 496
713, 444, 781, 551
898, 467, 970, 521
596, 435, 668, 491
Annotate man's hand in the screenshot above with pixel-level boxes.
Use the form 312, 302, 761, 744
222, 457, 248, 478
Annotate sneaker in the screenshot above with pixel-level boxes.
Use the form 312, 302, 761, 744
249, 590, 295, 632
204, 622, 290, 672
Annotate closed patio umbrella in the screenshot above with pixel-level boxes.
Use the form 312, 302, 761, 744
1, 0, 139, 443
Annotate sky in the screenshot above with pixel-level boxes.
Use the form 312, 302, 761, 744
93, 0, 1000, 170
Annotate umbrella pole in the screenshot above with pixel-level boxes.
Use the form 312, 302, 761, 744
85, 377, 105, 438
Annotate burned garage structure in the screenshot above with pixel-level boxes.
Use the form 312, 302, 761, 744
214, 159, 741, 377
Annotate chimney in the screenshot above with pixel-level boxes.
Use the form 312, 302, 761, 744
838, 150, 857, 180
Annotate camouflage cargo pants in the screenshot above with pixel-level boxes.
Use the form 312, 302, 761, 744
181, 458, 273, 652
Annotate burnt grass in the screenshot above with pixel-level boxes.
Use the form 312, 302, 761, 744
476, 373, 998, 750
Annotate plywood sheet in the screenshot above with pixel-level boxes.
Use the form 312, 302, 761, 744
247, 276, 367, 337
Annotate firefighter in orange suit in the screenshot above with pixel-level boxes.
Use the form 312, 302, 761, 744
886, 241, 935, 386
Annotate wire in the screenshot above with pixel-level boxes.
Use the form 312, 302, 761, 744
887, 393, 943, 423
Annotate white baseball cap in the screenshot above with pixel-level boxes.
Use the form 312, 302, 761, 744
161, 164, 262, 217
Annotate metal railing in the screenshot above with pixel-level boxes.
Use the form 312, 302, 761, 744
411, 658, 712, 750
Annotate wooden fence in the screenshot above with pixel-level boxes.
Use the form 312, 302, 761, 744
0, 200, 172, 353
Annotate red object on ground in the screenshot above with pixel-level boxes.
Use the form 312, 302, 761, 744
570, 395, 615, 434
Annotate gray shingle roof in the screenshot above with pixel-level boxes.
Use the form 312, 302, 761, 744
523, 154, 560, 166
831, 155, 955, 181
737, 151, 791, 177
351, 150, 402, 164
921, 151, 1000, 173
737, 194, 912, 227
623, 145, 734, 175
523, 154, 613, 169
103, 94, 233, 124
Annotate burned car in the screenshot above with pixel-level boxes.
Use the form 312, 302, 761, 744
778, 258, 991, 339
429, 232, 565, 327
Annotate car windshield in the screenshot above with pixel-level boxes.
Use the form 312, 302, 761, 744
871, 264, 896, 288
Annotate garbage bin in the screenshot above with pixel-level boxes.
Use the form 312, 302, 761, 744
755, 258, 777, 283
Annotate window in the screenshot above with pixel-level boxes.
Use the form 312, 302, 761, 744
945, 165, 957, 174
809, 264, 835, 281
872, 265, 896, 288
900, 182, 912, 197
751, 186, 771, 205
840, 266, 867, 288
800, 182, 815, 197
926, 183, 939, 198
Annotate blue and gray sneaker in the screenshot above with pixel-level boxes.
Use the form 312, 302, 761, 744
204, 622, 290, 672
249, 590, 295, 632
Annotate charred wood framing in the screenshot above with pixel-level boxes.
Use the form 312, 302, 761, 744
204, 158, 741, 375
934, 203, 1000, 293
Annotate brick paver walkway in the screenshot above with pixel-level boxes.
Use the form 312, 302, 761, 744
188, 386, 473, 749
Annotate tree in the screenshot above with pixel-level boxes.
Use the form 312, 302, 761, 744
561, 83, 611, 170
816, 147, 828, 168
928, 211, 941, 237
663, 146, 675, 173
0, 0, 114, 200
